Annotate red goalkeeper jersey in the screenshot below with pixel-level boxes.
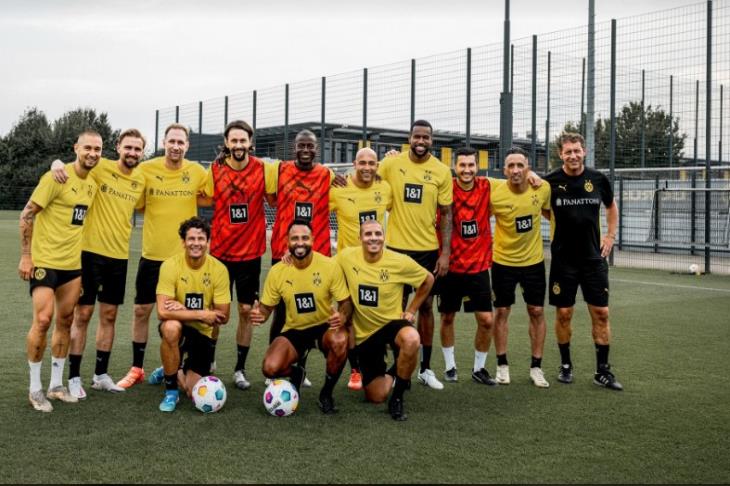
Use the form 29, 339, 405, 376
446, 177, 493, 274
207, 156, 267, 262
270, 161, 332, 259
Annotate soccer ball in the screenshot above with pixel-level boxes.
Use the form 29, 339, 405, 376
263, 379, 299, 417
192, 376, 226, 413
689, 263, 700, 275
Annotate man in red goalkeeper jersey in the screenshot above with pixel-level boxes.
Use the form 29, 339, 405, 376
199, 120, 270, 391
266, 130, 334, 353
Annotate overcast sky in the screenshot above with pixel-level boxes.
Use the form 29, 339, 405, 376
0, 0, 701, 141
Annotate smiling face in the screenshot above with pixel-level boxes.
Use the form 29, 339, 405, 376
288, 223, 313, 260
294, 132, 317, 167
353, 148, 378, 185
74, 133, 103, 171
503, 153, 529, 187
559, 140, 586, 176
164, 128, 189, 164
454, 154, 477, 186
360, 220, 385, 257
225, 127, 251, 162
117, 135, 145, 170
182, 227, 209, 260
409, 125, 432, 159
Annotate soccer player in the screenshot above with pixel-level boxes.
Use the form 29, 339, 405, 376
51, 129, 147, 398
544, 132, 622, 390
437, 147, 498, 386
18, 130, 101, 412
265, 130, 334, 387
490, 147, 551, 388
198, 120, 269, 391
337, 220, 434, 421
118, 123, 208, 389
250, 221, 352, 414
329, 147, 392, 391
152, 217, 231, 412
376, 120, 453, 390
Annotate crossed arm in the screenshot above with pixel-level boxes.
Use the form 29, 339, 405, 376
156, 295, 230, 326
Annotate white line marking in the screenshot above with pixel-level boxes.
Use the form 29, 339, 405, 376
612, 278, 730, 293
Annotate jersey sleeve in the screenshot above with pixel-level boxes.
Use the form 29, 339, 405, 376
202, 165, 215, 198
155, 260, 177, 297
30, 171, 62, 209
328, 186, 339, 211
260, 266, 281, 307
264, 160, 280, 195
213, 262, 232, 305
599, 173, 615, 206
329, 263, 351, 302
541, 184, 551, 210
401, 254, 429, 288
437, 168, 454, 206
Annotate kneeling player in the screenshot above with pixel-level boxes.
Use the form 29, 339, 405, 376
250, 221, 352, 414
337, 220, 434, 421
153, 217, 231, 412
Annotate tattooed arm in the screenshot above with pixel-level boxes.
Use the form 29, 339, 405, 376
18, 200, 42, 280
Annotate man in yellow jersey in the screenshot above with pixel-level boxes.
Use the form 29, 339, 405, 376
51, 129, 147, 398
250, 221, 352, 414
490, 147, 551, 388
18, 130, 101, 412
377, 120, 453, 390
149, 217, 231, 412
329, 147, 392, 391
118, 123, 208, 389
337, 220, 434, 421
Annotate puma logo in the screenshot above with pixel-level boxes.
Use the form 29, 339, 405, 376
285, 280, 293, 286
346, 198, 356, 204
399, 168, 406, 175
155, 175, 164, 182
180, 276, 188, 284
558, 184, 567, 191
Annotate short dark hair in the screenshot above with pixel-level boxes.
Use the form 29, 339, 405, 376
295, 129, 317, 142
164, 123, 189, 140
287, 219, 313, 234
77, 129, 102, 142
454, 146, 477, 159
224, 120, 254, 140
556, 132, 586, 151
117, 128, 146, 148
505, 146, 529, 161
410, 119, 433, 134
178, 216, 210, 240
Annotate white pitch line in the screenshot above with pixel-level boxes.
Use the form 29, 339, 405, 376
612, 278, 730, 293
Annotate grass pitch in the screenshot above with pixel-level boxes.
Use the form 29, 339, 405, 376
1, 210, 729, 483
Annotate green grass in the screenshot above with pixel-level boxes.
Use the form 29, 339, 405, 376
1, 209, 729, 483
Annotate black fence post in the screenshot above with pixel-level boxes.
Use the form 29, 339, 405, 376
154, 109, 159, 153
363, 68, 368, 145
321, 76, 326, 164
618, 177, 624, 251
669, 75, 674, 168
545, 50, 551, 173
531, 36, 537, 166
609, 19, 617, 265
704, 0, 713, 274
466, 48, 472, 147
691, 172, 697, 256
197, 101, 203, 163
410, 59, 416, 128
175, 105, 179, 123
252, 91, 257, 135
224, 95, 229, 127
284, 83, 289, 160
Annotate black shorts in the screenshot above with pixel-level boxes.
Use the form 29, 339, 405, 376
29, 267, 81, 296
389, 248, 439, 296
356, 320, 410, 387
78, 251, 128, 306
279, 323, 329, 363
158, 322, 214, 377
220, 257, 261, 305
134, 257, 163, 305
549, 256, 609, 308
491, 261, 546, 308
437, 269, 493, 313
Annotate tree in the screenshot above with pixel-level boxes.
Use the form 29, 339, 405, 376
550, 101, 686, 170
0, 107, 119, 209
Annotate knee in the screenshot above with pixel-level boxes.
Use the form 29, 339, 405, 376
261, 357, 278, 378
365, 388, 387, 404
476, 312, 493, 331
330, 330, 349, 356
440, 314, 455, 328
592, 307, 610, 326
527, 306, 544, 321
100, 307, 118, 326
75, 306, 94, 326
556, 308, 573, 326
397, 327, 420, 354
159, 321, 181, 344
133, 304, 150, 321
34, 312, 53, 332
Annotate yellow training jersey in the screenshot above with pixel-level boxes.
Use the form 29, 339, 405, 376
260, 252, 350, 332
377, 152, 452, 251
490, 182, 551, 266
82, 158, 146, 259
138, 157, 207, 261
30, 163, 97, 270
336, 247, 428, 345
329, 178, 392, 252
156, 253, 231, 338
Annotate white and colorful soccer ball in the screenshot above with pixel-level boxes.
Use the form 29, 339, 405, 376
689, 263, 700, 274
263, 379, 299, 417
192, 376, 226, 413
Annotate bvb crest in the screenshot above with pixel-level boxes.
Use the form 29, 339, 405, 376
584, 180, 594, 193
552, 282, 561, 295
34, 268, 46, 280
379, 269, 390, 282
312, 272, 322, 286
202, 273, 211, 287
182, 171, 191, 184
374, 191, 382, 204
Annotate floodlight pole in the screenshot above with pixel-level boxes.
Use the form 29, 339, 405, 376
499, 0, 513, 170
586, 0, 595, 167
